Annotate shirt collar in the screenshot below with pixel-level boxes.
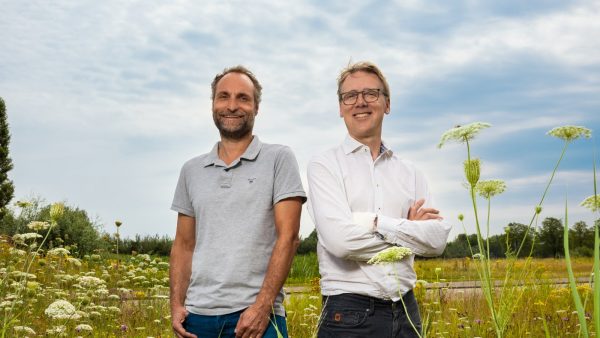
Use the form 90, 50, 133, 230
342, 134, 393, 157
203, 136, 262, 167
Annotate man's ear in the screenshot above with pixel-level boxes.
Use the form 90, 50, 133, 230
385, 98, 390, 114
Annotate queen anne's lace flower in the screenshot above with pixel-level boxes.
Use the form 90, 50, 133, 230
47, 248, 70, 257
75, 324, 93, 332
77, 276, 106, 289
367, 247, 413, 265
14, 326, 36, 335
45, 300, 80, 320
580, 195, 600, 212
547, 125, 591, 141
464, 158, 481, 186
438, 122, 492, 148
46, 325, 67, 335
26, 221, 51, 231
50, 202, 65, 222
13, 233, 42, 243
476, 180, 507, 199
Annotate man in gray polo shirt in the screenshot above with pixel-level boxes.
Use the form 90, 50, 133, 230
170, 65, 306, 338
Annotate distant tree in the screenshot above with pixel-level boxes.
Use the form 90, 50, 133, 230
538, 217, 564, 258
443, 233, 474, 258
569, 220, 594, 257
297, 229, 318, 255
36, 203, 105, 256
0, 97, 15, 220
501, 222, 536, 258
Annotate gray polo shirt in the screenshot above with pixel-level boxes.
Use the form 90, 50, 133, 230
171, 136, 306, 316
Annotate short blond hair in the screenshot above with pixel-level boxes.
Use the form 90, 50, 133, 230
337, 61, 390, 101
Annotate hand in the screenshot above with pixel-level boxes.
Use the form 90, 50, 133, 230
408, 199, 443, 221
235, 303, 271, 338
171, 305, 197, 338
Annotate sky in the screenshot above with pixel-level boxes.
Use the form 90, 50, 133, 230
1, 1, 599, 241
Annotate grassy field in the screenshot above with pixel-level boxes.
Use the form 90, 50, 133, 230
289, 253, 594, 284
285, 255, 596, 337
1, 235, 595, 337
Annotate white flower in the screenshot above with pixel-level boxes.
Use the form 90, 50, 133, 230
75, 324, 93, 332
581, 195, 600, 212
13, 326, 36, 335
367, 247, 413, 265
45, 300, 81, 320
13, 233, 42, 242
77, 276, 106, 289
67, 257, 82, 267
9, 248, 26, 256
46, 325, 67, 335
547, 125, 591, 141
47, 248, 70, 257
26, 221, 51, 231
438, 122, 492, 148
476, 180, 507, 199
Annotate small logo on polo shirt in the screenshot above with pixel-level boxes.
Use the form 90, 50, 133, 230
248, 178, 256, 184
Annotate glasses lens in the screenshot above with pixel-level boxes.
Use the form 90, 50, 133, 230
342, 92, 358, 105
363, 89, 379, 103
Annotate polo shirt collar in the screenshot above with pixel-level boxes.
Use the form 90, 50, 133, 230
203, 136, 262, 167
342, 134, 393, 157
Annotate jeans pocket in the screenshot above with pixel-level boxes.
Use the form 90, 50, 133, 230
322, 308, 369, 328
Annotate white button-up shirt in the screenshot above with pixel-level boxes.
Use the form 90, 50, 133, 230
307, 135, 452, 300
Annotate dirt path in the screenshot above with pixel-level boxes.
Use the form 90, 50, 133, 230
283, 277, 592, 294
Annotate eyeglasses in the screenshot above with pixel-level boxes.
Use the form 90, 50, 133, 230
339, 88, 387, 105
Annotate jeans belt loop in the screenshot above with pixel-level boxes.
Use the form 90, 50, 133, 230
368, 297, 375, 316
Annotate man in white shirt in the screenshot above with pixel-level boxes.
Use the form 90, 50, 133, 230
307, 61, 452, 337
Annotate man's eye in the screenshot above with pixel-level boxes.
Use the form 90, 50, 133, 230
343, 92, 358, 100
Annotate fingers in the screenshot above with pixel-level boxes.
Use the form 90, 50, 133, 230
408, 199, 443, 221
172, 323, 197, 338
408, 199, 425, 220
171, 308, 197, 338
235, 308, 268, 338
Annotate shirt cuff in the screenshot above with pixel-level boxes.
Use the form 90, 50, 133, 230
351, 212, 377, 232
376, 214, 403, 243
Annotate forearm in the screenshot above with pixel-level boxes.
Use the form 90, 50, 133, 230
169, 245, 193, 309
255, 234, 298, 309
376, 215, 452, 256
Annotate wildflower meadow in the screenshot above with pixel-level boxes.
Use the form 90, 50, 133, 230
1, 123, 598, 337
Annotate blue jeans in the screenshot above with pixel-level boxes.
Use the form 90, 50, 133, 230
318, 290, 422, 338
183, 309, 288, 338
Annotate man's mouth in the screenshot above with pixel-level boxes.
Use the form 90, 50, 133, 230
353, 112, 371, 118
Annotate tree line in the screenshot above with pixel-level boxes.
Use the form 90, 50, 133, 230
297, 217, 599, 259
0, 197, 173, 257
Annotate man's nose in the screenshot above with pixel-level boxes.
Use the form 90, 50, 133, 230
227, 98, 238, 112
355, 92, 368, 106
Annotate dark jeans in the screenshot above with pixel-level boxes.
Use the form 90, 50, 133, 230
183, 309, 288, 338
318, 290, 422, 338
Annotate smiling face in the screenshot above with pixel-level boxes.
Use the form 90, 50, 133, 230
212, 72, 258, 140
338, 71, 390, 143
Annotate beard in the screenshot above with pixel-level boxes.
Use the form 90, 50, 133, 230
213, 110, 255, 140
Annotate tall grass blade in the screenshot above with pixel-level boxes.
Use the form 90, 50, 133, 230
564, 198, 589, 337
592, 154, 599, 336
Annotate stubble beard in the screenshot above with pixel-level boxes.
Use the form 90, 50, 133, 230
213, 110, 255, 140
